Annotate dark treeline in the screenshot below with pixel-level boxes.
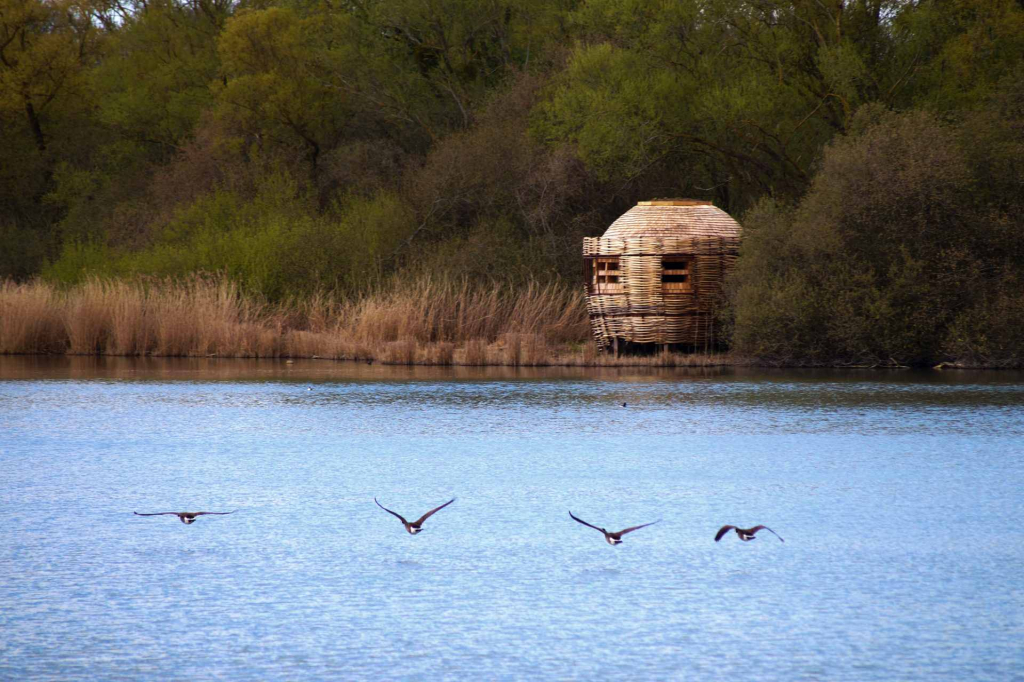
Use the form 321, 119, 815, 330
2, 0, 1023, 365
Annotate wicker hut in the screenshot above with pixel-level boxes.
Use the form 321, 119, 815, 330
583, 199, 742, 353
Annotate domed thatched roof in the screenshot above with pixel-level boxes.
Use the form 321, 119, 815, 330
602, 200, 742, 240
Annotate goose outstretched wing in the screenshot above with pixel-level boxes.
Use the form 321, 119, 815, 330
414, 498, 455, 526
750, 525, 784, 542
615, 520, 660, 536
374, 498, 408, 524
714, 525, 736, 542
569, 511, 607, 534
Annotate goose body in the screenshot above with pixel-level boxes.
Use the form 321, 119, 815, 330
134, 511, 236, 525
715, 524, 784, 542
375, 498, 455, 535
569, 511, 659, 545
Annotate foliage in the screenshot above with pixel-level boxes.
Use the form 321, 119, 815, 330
727, 102, 1024, 366
532, 0, 905, 212
91, 0, 227, 153
1, 0, 1023, 364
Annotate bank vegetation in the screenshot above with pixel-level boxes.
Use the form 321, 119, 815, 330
0, 276, 735, 366
2, 0, 1023, 367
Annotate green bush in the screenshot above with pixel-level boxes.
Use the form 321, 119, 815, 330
41, 171, 420, 301
44, 241, 119, 285
728, 105, 1024, 367
0, 221, 49, 281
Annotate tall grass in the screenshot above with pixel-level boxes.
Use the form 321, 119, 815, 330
0, 280, 65, 353
338, 277, 589, 345
0, 275, 733, 366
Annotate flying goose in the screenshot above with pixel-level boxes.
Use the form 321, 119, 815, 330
375, 498, 454, 535
134, 510, 236, 525
715, 524, 784, 542
569, 511, 659, 545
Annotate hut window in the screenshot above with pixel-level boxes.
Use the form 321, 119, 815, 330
591, 257, 622, 292
662, 258, 692, 292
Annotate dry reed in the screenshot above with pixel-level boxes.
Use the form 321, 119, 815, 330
108, 280, 152, 355
382, 337, 418, 365
424, 342, 455, 365
462, 338, 490, 366
65, 279, 115, 354
0, 275, 736, 366
0, 280, 65, 353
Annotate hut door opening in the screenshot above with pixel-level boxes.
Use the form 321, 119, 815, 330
590, 257, 622, 293
662, 257, 693, 293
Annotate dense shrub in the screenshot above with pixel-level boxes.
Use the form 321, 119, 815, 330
728, 104, 1024, 366
43, 170, 419, 301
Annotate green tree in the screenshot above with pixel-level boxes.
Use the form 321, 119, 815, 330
0, 0, 101, 151
217, 8, 327, 170
532, 0, 907, 211
728, 104, 1024, 366
895, 0, 1024, 111
91, 0, 230, 155
0, 0, 105, 275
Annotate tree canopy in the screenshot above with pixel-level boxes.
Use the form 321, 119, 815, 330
1, 0, 1022, 363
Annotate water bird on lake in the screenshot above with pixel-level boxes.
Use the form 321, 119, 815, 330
134, 510, 237, 525
569, 511, 659, 545
715, 524, 784, 542
375, 498, 455, 535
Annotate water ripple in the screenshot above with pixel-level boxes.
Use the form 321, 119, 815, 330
1, 359, 1022, 680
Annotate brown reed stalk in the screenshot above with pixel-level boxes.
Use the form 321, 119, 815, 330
0, 280, 66, 353
425, 341, 455, 365
108, 280, 153, 355
0, 273, 628, 365
345, 274, 589, 349
382, 337, 418, 365
65, 279, 116, 354
462, 337, 489, 365
522, 333, 549, 366
150, 281, 198, 356
501, 332, 523, 366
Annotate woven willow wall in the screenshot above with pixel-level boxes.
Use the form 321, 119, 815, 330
583, 236, 740, 349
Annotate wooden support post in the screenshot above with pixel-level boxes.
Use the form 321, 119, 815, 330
612, 337, 619, 358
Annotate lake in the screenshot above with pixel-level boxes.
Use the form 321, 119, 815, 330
1, 356, 1022, 681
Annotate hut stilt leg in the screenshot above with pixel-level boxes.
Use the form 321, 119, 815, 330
612, 337, 619, 358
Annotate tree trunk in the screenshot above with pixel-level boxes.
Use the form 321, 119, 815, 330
25, 98, 45, 152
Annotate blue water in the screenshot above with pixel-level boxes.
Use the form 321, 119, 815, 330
1, 358, 1023, 681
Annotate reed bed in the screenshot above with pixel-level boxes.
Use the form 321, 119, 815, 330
0, 275, 735, 366
0, 279, 66, 353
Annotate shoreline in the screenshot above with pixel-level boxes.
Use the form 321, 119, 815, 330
0, 350, 1012, 371
3, 278, 1019, 370
0, 345, 742, 368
